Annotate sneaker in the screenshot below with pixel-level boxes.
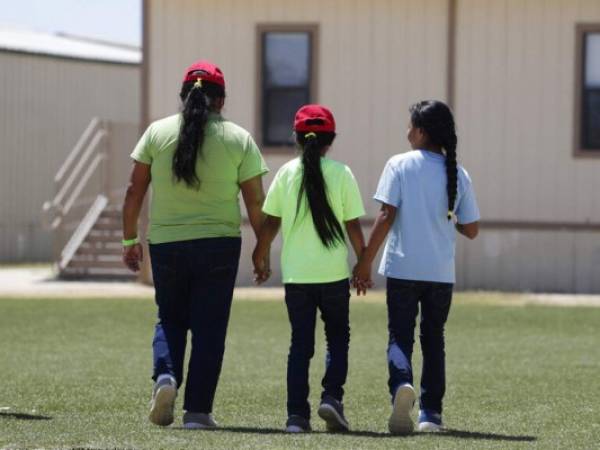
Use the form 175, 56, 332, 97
388, 383, 416, 435
418, 409, 443, 432
317, 395, 349, 432
183, 412, 218, 429
149, 375, 177, 426
285, 415, 311, 433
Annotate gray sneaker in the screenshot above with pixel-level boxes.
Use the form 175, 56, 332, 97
285, 415, 311, 433
149, 375, 177, 426
388, 383, 416, 435
317, 395, 349, 432
183, 412, 218, 429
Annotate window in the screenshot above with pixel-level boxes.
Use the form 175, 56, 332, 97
259, 26, 316, 147
577, 26, 600, 153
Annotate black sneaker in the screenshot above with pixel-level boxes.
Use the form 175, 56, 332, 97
317, 395, 350, 432
285, 415, 311, 433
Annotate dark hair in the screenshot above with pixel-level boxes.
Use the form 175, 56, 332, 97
173, 75, 225, 188
409, 100, 458, 220
295, 129, 344, 248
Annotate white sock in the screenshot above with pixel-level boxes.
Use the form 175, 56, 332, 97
157, 374, 176, 385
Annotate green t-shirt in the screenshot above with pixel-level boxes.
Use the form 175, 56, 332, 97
263, 157, 365, 284
131, 113, 268, 244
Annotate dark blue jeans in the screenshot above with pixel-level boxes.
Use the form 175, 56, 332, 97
284, 279, 350, 420
386, 277, 453, 414
149, 237, 241, 414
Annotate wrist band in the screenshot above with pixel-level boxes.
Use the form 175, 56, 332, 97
122, 237, 140, 247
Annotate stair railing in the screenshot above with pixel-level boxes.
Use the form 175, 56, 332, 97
42, 117, 109, 272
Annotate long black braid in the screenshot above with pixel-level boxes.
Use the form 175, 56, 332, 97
409, 100, 458, 220
173, 73, 225, 189
295, 130, 344, 248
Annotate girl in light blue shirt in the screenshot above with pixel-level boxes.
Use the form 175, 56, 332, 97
354, 100, 480, 434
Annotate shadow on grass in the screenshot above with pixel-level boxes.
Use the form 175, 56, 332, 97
175, 426, 536, 441
419, 428, 537, 442
0, 411, 52, 420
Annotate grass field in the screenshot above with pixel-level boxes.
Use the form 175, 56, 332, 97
0, 294, 598, 449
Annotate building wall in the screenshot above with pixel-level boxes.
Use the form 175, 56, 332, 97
0, 52, 139, 261
145, 0, 600, 292
145, 0, 449, 286
454, 0, 600, 292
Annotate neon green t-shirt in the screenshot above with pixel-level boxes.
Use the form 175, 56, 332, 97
131, 113, 268, 244
263, 157, 365, 284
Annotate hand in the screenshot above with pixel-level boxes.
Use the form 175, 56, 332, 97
352, 260, 373, 296
122, 243, 143, 272
252, 248, 271, 285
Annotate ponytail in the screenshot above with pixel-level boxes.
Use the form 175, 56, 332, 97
173, 77, 225, 189
295, 131, 344, 248
409, 100, 458, 220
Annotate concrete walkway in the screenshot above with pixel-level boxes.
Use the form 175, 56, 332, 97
0, 266, 286, 299
0, 266, 599, 306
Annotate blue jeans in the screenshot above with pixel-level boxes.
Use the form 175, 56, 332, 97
149, 237, 241, 414
284, 279, 350, 420
386, 277, 453, 414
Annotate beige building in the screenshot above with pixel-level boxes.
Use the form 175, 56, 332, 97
141, 0, 600, 293
0, 28, 140, 262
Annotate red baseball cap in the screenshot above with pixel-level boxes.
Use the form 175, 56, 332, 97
294, 104, 336, 133
182, 60, 225, 87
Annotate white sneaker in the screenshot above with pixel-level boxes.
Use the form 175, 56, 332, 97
149, 375, 177, 426
388, 383, 416, 435
183, 412, 218, 429
418, 409, 443, 432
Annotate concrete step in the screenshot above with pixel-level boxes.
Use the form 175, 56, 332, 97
59, 269, 136, 280
99, 209, 122, 219
77, 244, 122, 256
92, 221, 122, 231
84, 230, 122, 245
68, 258, 124, 269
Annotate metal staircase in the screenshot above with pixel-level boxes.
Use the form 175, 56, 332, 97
42, 118, 141, 280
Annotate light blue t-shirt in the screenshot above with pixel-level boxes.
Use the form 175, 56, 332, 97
374, 150, 480, 283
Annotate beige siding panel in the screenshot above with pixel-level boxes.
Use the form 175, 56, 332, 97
0, 52, 139, 261
458, 230, 600, 293
146, 0, 449, 287
146, 0, 600, 292
453, 0, 600, 293
455, 0, 600, 224
147, 0, 448, 197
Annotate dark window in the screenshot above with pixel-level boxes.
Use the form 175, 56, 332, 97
261, 31, 312, 146
581, 32, 600, 150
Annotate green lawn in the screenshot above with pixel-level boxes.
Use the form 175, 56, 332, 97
0, 294, 598, 449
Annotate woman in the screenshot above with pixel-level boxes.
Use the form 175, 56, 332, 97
121, 60, 268, 429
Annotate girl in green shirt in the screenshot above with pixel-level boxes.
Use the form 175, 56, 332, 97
253, 104, 368, 433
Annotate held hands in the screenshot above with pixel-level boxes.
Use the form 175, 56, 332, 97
122, 243, 143, 272
352, 259, 374, 296
252, 247, 271, 285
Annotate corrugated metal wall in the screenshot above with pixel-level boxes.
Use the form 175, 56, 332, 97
0, 52, 139, 261
145, 0, 600, 292
454, 0, 600, 292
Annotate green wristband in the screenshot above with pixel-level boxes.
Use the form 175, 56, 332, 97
122, 237, 140, 247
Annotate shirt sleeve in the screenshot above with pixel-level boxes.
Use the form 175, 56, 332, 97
342, 166, 366, 221
262, 169, 283, 218
455, 170, 481, 224
238, 134, 269, 183
373, 159, 402, 207
130, 125, 153, 165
